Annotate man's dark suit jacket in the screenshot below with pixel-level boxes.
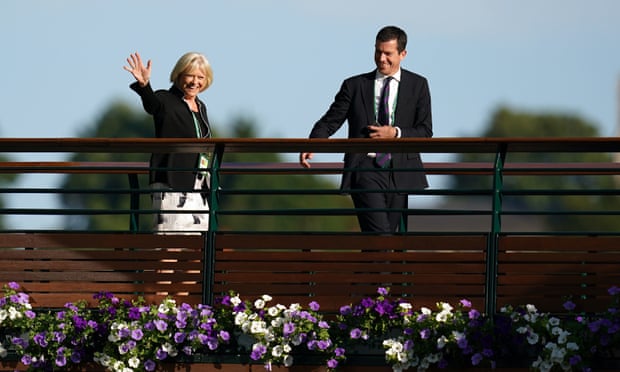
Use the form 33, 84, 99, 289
308, 68, 433, 192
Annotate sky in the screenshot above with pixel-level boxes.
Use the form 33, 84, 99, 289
1, 0, 619, 229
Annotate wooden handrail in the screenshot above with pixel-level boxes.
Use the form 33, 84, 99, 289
1, 137, 619, 153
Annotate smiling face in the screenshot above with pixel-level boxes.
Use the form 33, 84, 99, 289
178, 67, 206, 100
374, 39, 407, 76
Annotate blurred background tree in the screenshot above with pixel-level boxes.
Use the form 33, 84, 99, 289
0, 138, 20, 229
449, 106, 619, 232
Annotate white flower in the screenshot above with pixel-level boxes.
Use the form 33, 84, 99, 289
421, 307, 432, 315
267, 306, 280, 317
566, 342, 579, 351
230, 295, 242, 307
399, 302, 412, 310
162, 342, 178, 357
272, 345, 283, 357
283, 354, 294, 367
437, 335, 448, 349
254, 299, 266, 309
262, 294, 273, 302
250, 320, 267, 334
548, 317, 560, 327
526, 304, 538, 313
436, 310, 451, 322
516, 326, 529, 334
234, 312, 248, 326
527, 332, 540, 345
8, 307, 22, 320
0, 309, 8, 322
557, 330, 570, 344
439, 302, 453, 312
0, 344, 7, 358
112, 360, 125, 372
128, 356, 140, 368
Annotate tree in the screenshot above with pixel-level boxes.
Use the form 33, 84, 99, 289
451, 106, 619, 232
0, 152, 20, 230
58, 103, 358, 232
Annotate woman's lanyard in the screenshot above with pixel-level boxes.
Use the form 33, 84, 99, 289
192, 112, 210, 173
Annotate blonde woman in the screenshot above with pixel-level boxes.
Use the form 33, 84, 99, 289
124, 51, 213, 234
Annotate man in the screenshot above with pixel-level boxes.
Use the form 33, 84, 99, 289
299, 25, 433, 233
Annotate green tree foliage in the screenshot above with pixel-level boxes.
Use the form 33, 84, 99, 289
451, 106, 619, 232
0, 153, 20, 230
215, 117, 358, 232
58, 103, 357, 232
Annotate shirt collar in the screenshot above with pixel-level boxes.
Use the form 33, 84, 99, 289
375, 68, 401, 83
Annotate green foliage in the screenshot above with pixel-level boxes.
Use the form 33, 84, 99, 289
59, 101, 152, 231
452, 106, 620, 233
0, 130, 20, 229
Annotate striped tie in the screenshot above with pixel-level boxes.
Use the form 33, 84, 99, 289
375, 76, 392, 168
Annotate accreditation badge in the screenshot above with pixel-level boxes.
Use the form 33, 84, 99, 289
198, 153, 210, 175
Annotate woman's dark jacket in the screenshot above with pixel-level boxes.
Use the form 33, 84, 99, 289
130, 82, 211, 190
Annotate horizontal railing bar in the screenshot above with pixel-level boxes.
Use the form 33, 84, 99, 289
1, 137, 620, 154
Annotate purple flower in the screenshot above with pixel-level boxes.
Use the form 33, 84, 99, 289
468, 309, 480, 320
309, 301, 320, 311
71, 351, 82, 363
569, 354, 582, 365
339, 305, 352, 315
361, 298, 374, 309
21, 354, 33, 365
457, 335, 468, 349
350, 328, 362, 339
460, 299, 472, 308
219, 330, 230, 342
319, 320, 329, 329
131, 328, 144, 341
8, 281, 20, 290
334, 347, 346, 356
156, 348, 168, 360
608, 286, 620, 296
563, 300, 576, 311
283, 322, 295, 337
251, 344, 267, 360
33, 332, 48, 347
174, 332, 186, 343
55, 354, 67, 367
144, 359, 156, 371
128, 307, 141, 320
154, 319, 168, 332
420, 328, 430, 339
327, 358, 339, 368
471, 353, 483, 365
377, 287, 388, 296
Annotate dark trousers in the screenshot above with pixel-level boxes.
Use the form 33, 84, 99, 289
350, 157, 408, 234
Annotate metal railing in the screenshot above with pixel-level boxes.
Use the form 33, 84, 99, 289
2, 137, 620, 314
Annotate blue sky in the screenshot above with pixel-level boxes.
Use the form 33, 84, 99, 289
1, 0, 619, 228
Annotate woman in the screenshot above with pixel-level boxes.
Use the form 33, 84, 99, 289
124, 51, 213, 234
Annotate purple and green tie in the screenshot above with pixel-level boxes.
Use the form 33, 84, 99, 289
375, 76, 392, 168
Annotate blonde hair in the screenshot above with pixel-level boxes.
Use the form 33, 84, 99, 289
169, 52, 213, 92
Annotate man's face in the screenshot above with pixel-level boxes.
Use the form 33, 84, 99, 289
374, 39, 406, 76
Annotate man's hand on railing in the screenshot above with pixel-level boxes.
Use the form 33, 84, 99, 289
299, 152, 313, 168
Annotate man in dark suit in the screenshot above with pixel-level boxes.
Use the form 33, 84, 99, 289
300, 25, 433, 233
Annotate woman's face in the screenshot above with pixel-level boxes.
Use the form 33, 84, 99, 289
178, 67, 206, 100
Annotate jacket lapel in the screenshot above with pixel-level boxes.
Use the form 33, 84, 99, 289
362, 71, 376, 125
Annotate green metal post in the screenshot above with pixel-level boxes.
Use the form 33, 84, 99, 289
485, 145, 506, 316
203, 143, 224, 305
128, 173, 140, 232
